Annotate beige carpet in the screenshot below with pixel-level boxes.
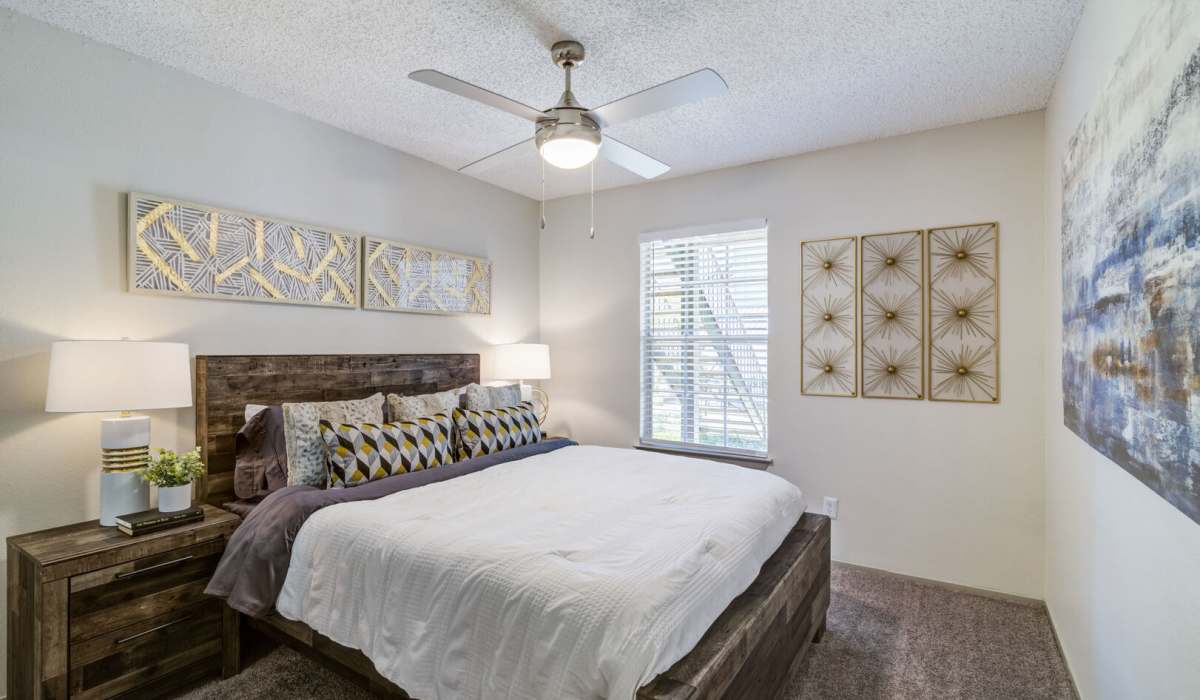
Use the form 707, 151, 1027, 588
786, 565, 1076, 699
177, 564, 1075, 699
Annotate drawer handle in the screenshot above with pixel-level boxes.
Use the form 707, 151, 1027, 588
114, 616, 190, 645
114, 554, 194, 580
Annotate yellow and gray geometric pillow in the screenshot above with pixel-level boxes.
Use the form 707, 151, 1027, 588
319, 412, 455, 488
453, 402, 541, 460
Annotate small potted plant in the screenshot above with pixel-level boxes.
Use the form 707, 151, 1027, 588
141, 447, 204, 512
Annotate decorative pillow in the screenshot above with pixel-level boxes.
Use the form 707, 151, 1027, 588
282, 393, 385, 487
387, 389, 461, 422
463, 383, 523, 411
233, 405, 288, 500
453, 401, 542, 460
245, 404, 270, 423
319, 412, 455, 488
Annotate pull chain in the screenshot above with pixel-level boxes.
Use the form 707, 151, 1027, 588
540, 156, 547, 230
588, 158, 596, 239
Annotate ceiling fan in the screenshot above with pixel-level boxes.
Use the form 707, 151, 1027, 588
409, 40, 728, 179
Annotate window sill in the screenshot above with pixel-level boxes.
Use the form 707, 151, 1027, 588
634, 441, 773, 468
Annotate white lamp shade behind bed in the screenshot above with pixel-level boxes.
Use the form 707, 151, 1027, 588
46, 340, 192, 525
492, 343, 552, 424
493, 343, 552, 381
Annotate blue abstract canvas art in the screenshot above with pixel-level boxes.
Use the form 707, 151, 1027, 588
1061, 0, 1200, 525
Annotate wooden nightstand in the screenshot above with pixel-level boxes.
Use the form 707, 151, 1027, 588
7, 504, 240, 699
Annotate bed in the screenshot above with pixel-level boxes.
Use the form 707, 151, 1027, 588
196, 354, 831, 699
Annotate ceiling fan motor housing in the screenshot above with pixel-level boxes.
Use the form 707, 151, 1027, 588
536, 108, 601, 149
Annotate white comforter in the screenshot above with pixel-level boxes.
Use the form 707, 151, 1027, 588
276, 445, 805, 700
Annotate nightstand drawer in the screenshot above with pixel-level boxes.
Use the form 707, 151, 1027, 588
68, 599, 223, 699
68, 538, 225, 643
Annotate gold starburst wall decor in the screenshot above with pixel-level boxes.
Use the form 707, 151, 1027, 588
801, 236, 857, 397
930, 223, 996, 283
862, 232, 921, 287
927, 223, 999, 402
862, 290, 921, 342
931, 345, 997, 402
804, 346, 856, 396
931, 287, 995, 341
859, 230, 924, 399
802, 238, 855, 288
863, 345, 922, 398
803, 294, 854, 341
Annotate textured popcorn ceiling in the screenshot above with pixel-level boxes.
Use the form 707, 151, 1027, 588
2, 0, 1083, 200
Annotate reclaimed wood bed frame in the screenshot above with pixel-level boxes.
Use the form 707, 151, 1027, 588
196, 354, 831, 700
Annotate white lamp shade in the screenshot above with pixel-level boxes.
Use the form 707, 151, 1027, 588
45, 340, 192, 412
493, 343, 551, 381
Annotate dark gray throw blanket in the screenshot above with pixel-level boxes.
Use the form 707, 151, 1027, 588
207, 439, 577, 617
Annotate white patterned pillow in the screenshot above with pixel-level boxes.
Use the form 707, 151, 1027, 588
453, 401, 541, 460
282, 393, 384, 487
387, 389, 461, 422
463, 383, 522, 411
319, 413, 455, 488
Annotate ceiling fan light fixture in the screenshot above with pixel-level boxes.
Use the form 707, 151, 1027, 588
540, 135, 600, 169
536, 118, 601, 170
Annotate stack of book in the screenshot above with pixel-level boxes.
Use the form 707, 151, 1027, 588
115, 506, 205, 536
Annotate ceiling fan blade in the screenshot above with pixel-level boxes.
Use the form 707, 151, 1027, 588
459, 138, 536, 175
590, 68, 728, 127
409, 69, 545, 122
600, 137, 670, 179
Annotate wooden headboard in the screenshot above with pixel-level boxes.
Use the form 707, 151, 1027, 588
195, 354, 480, 507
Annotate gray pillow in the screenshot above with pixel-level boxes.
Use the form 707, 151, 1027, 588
463, 383, 522, 411
233, 405, 288, 500
282, 393, 385, 487
387, 389, 461, 422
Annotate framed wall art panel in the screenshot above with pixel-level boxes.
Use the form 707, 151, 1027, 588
801, 236, 857, 397
927, 223, 999, 403
1061, 0, 1200, 524
128, 193, 360, 308
363, 237, 491, 315
859, 230, 924, 400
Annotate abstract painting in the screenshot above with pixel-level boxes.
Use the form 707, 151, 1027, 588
1061, 0, 1200, 524
860, 230, 924, 399
129, 193, 359, 308
927, 223, 999, 403
801, 236, 857, 397
363, 237, 491, 314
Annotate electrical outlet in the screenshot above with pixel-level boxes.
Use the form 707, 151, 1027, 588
822, 496, 839, 520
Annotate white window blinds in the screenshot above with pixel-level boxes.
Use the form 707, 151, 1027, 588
639, 222, 768, 457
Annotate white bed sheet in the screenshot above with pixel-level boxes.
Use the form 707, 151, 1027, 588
276, 444, 805, 700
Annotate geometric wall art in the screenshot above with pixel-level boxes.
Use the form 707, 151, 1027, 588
363, 237, 491, 315
1061, 0, 1200, 524
860, 230, 924, 399
927, 223, 999, 403
801, 236, 857, 397
128, 193, 359, 308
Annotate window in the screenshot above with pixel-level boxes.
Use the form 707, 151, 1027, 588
639, 220, 768, 458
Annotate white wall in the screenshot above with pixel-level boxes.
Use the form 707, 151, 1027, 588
0, 11, 539, 688
1042, 1, 1200, 698
540, 112, 1046, 599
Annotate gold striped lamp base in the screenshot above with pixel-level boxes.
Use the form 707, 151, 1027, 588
102, 445, 150, 471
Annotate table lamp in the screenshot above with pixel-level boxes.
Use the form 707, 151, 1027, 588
45, 340, 192, 526
493, 343, 552, 423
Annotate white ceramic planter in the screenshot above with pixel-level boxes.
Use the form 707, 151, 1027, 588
157, 483, 192, 512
